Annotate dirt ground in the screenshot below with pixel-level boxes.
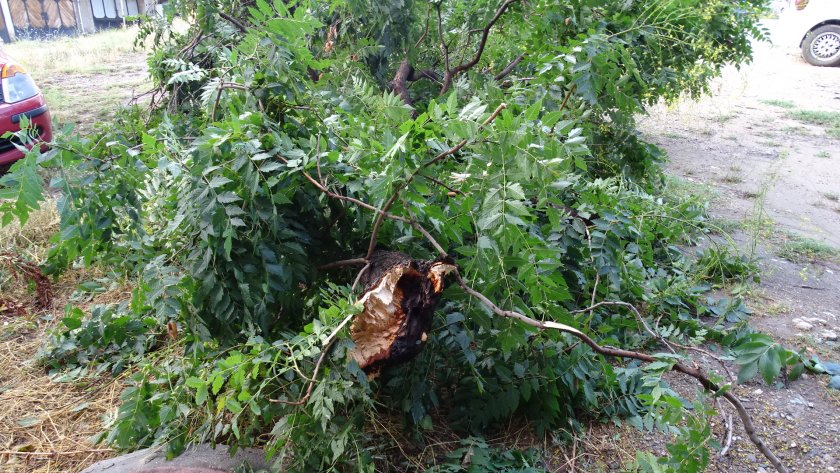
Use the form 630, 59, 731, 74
631, 27, 840, 473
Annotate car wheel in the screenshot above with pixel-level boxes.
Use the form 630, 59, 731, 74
802, 24, 840, 67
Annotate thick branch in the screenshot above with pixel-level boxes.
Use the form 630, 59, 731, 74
408, 69, 442, 83
494, 53, 525, 81
440, 0, 519, 94
317, 258, 367, 271
388, 58, 415, 106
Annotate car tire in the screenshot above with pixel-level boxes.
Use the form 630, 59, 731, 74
802, 24, 840, 67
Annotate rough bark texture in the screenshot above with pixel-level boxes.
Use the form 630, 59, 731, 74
350, 250, 455, 376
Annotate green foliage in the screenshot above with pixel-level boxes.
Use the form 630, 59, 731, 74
0, 0, 784, 470
428, 437, 543, 472
38, 303, 164, 377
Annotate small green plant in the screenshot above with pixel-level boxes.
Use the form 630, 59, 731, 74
695, 247, 758, 284
787, 110, 840, 139
714, 113, 737, 124
721, 173, 743, 184
761, 99, 796, 109
822, 191, 840, 202
815, 151, 831, 158
777, 234, 840, 263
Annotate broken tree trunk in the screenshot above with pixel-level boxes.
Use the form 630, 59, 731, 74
349, 250, 455, 376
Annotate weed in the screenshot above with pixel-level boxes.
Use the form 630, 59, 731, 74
816, 151, 831, 158
787, 110, 840, 139
777, 234, 840, 263
707, 218, 741, 235
822, 191, 840, 202
721, 173, 744, 184
663, 175, 717, 202
781, 125, 808, 134
762, 99, 796, 109
766, 303, 791, 316
695, 246, 758, 284
714, 113, 738, 124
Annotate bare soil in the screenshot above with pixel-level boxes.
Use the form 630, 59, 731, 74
627, 32, 840, 473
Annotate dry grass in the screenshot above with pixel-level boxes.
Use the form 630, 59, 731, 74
2, 28, 143, 76
0, 203, 59, 260
0, 28, 152, 472
0, 199, 133, 472
1, 28, 151, 131
0, 278, 133, 473
0, 318, 122, 472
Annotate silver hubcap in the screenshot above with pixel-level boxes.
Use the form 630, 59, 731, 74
811, 32, 840, 61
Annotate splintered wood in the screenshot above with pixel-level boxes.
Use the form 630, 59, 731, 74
350, 251, 455, 376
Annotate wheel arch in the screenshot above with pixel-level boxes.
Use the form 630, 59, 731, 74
800, 19, 840, 47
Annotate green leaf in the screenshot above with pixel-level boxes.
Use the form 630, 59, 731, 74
208, 175, 232, 188
758, 349, 781, 385
62, 316, 83, 330
524, 99, 543, 121
211, 375, 224, 395
737, 362, 759, 384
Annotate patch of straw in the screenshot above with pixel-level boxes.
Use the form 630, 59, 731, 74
0, 267, 134, 472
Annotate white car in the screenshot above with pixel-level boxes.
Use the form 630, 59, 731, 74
780, 0, 840, 66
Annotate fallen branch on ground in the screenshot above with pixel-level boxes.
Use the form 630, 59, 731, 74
286, 109, 789, 473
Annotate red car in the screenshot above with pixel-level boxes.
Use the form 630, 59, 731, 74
0, 50, 52, 170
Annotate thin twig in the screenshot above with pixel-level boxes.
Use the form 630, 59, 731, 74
420, 174, 464, 195
275, 154, 409, 223
719, 411, 734, 457
440, 0, 519, 93
436, 4, 451, 77
415, 2, 432, 48
0, 449, 113, 457
218, 11, 248, 33
317, 258, 367, 271
269, 307, 361, 406
352, 263, 371, 292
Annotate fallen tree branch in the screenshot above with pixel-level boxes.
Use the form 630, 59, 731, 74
284, 110, 786, 472
364, 103, 507, 260
454, 273, 787, 473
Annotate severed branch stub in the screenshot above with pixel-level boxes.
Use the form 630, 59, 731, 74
349, 250, 456, 377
